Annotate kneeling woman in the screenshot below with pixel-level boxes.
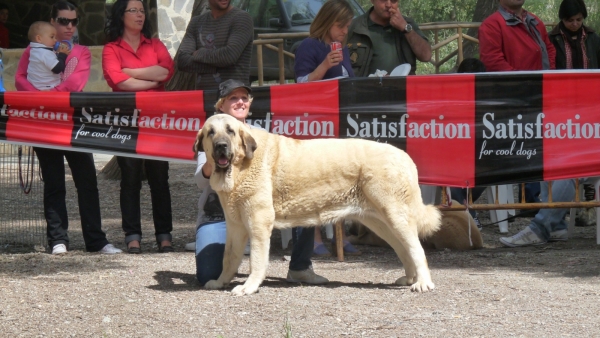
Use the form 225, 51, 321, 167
194, 79, 328, 286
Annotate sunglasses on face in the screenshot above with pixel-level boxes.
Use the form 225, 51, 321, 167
56, 17, 79, 26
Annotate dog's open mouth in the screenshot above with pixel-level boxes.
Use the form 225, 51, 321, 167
216, 154, 230, 168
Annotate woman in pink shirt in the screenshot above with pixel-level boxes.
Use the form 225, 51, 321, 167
102, 0, 174, 254
15, 1, 122, 255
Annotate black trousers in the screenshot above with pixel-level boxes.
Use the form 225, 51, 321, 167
116, 157, 172, 244
34, 147, 109, 251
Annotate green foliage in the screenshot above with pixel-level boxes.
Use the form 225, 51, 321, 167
282, 314, 293, 338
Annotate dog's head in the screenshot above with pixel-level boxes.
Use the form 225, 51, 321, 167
193, 114, 257, 171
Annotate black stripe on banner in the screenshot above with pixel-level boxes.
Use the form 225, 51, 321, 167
240, 86, 271, 129
0, 92, 5, 140
338, 77, 408, 150
474, 73, 544, 186
70, 92, 138, 153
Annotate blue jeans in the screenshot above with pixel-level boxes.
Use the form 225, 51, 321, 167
528, 179, 575, 241
195, 222, 227, 285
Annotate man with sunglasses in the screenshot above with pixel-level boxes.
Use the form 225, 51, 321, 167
15, 1, 122, 255
347, 0, 432, 76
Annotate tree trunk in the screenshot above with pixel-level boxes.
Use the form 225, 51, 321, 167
102, 0, 210, 180
462, 0, 498, 61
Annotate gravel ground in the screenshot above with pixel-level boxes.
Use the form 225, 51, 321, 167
1, 157, 599, 337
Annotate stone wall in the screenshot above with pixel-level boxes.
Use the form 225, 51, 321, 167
1, 0, 196, 55
0, 0, 200, 92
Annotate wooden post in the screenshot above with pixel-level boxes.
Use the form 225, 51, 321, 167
335, 221, 344, 262
457, 26, 464, 65
278, 42, 285, 84
434, 29, 439, 74
257, 44, 264, 86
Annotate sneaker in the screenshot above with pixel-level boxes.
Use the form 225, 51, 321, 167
473, 216, 482, 230
99, 244, 122, 254
185, 242, 196, 252
286, 268, 329, 285
499, 227, 547, 247
52, 244, 67, 255
313, 243, 331, 256
549, 229, 568, 242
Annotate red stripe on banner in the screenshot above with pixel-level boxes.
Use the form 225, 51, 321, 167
543, 73, 600, 180
270, 80, 339, 139
5, 92, 73, 146
135, 91, 206, 160
407, 75, 476, 187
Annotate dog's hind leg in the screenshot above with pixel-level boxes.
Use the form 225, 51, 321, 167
231, 209, 275, 296
205, 222, 248, 291
360, 216, 417, 286
364, 210, 434, 292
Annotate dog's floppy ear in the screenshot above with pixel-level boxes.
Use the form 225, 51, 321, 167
239, 126, 257, 159
193, 130, 204, 159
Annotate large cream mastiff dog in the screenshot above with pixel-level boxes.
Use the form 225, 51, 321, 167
195, 114, 441, 295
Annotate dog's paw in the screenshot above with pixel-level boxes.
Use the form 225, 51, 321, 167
231, 283, 259, 296
410, 280, 435, 293
204, 280, 224, 290
394, 276, 415, 286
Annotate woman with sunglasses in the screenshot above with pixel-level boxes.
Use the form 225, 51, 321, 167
14, 1, 122, 255
102, 0, 175, 254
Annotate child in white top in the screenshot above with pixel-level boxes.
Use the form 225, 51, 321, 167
26, 21, 70, 91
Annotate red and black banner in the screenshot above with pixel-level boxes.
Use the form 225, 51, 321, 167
2, 71, 600, 187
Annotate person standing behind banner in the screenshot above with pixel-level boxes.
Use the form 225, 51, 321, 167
0, 4, 9, 49
102, 0, 175, 254
346, 0, 431, 76
479, 0, 557, 206
293, 0, 360, 257
15, 0, 122, 255
175, 0, 253, 89
499, 0, 600, 247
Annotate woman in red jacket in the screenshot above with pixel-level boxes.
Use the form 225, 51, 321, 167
102, 0, 175, 253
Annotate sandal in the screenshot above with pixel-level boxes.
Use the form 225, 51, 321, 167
157, 240, 174, 253
313, 243, 331, 256
127, 240, 141, 254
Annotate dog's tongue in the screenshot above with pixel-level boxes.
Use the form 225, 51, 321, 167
218, 157, 229, 165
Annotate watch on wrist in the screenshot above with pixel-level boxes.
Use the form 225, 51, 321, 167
404, 23, 413, 33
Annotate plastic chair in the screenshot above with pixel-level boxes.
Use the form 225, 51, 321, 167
485, 185, 515, 233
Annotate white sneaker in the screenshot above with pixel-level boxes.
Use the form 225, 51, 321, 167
185, 242, 196, 252
499, 227, 546, 247
52, 244, 67, 255
99, 244, 122, 254
286, 268, 329, 285
549, 229, 568, 242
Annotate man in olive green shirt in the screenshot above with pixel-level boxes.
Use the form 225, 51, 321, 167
347, 0, 431, 76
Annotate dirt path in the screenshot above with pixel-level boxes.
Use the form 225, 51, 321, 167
0, 159, 599, 337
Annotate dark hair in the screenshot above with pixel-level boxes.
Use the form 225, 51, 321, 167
457, 58, 486, 73
558, 0, 587, 20
105, 0, 152, 42
0, 4, 8, 11
51, 1, 78, 20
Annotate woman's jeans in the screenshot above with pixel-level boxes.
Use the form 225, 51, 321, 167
195, 222, 227, 285
528, 179, 575, 241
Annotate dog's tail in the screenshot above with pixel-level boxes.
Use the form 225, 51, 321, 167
414, 203, 442, 239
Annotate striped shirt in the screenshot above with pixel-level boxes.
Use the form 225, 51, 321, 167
176, 7, 254, 90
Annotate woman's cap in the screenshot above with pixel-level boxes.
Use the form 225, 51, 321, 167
218, 79, 251, 98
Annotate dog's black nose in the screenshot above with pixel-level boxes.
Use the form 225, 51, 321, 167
215, 142, 228, 150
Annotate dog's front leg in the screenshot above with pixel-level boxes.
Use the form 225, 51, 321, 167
205, 222, 247, 291
231, 209, 274, 296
